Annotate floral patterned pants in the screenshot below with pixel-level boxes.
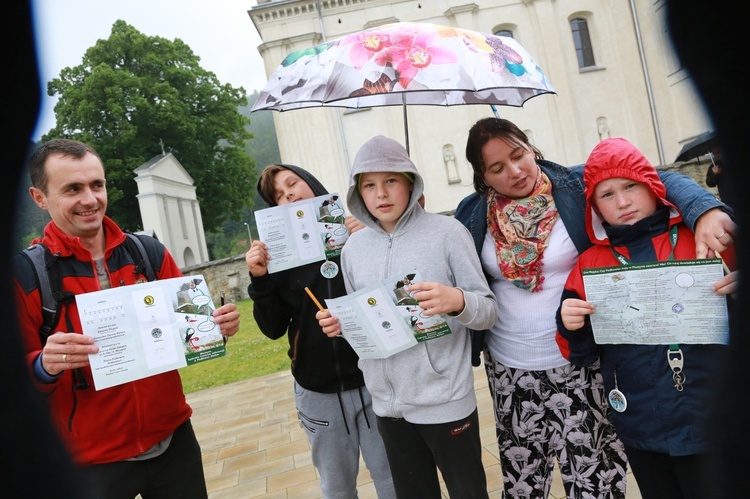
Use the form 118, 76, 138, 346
484, 350, 628, 498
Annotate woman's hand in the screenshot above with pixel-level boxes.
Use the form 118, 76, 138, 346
713, 270, 739, 297
693, 208, 736, 258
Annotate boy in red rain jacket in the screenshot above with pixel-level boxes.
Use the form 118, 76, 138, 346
556, 138, 737, 499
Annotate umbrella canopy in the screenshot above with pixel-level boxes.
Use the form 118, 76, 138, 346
675, 131, 719, 162
251, 21, 555, 152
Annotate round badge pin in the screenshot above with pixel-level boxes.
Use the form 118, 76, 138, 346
320, 260, 339, 279
608, 389, 627, 412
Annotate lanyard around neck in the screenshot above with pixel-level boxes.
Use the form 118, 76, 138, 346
608, 224, 686, 391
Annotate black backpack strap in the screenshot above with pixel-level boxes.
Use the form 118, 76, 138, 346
21, 243, 74, 346
124, 233, 157, 282
22, 244, 56, 341
20, 235, 156, 347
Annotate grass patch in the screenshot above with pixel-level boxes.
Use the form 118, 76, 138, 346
179, 298, 290, 393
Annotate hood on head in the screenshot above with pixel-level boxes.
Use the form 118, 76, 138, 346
584, 138, 680, 244
256, 163, 329, 206
346, 135, 425, 229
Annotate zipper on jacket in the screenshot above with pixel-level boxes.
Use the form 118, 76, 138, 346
383, 234, 394, 280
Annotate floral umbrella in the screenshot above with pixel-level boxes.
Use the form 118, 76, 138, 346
251, 21, 556, 152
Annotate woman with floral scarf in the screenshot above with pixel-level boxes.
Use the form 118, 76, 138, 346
454, 118, 735, 498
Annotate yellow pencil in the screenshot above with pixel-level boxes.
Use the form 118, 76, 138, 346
304, 287, 325, 311
717, 252, 731, 275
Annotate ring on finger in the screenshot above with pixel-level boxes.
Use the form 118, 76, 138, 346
63, 353, 68, 363
717, 232, 726, 239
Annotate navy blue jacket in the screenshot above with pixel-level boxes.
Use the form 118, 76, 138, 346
557, 209, 727, 455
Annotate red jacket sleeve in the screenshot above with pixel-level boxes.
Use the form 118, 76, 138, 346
555, 257, 601, 367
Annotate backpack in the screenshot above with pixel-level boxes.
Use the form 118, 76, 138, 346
21, 233, 157, 347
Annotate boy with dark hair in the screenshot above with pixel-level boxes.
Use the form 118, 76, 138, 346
246, 163, 395, 499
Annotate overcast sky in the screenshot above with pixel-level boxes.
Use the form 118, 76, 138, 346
30, 0, 269, 140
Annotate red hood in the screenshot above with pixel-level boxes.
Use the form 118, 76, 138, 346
33, 216, 128, 260
584, 138, 681, 245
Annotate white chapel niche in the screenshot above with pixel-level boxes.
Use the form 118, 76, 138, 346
134, 152, 209, 268
442, 144, 461, 184
597, 117, 611, 140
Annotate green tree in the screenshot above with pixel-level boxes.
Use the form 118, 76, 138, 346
13, 167, 50, 252
241, 90, 282, 238
205, 91, 282, 260
43, 20, 255, 231
242, 90, 281, 171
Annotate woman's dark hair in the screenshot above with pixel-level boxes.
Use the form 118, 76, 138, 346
28, 139, 102, 194
465, 118, 544, 193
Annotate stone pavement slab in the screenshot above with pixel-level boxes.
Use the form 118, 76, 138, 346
187, 367, 641, 498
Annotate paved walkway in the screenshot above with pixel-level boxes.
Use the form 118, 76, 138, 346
187, 366, 642, 498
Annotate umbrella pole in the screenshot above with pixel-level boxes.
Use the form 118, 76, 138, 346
402, 97, 410, 155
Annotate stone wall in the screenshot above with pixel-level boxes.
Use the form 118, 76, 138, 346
182, 254, 251, 306
184, 159, 719, 307
663, 157, 718, 199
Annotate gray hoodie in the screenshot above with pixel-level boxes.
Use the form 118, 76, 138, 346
343, 135, 498, 423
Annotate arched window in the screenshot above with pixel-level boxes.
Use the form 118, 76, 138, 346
570, 18, 596, 68
494, 29, 513, 39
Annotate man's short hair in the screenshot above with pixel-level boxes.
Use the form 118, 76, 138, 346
29, 139, 102, 194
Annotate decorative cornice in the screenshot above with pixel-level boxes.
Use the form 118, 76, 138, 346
250, 0, 383, 25
261, 32, 321, 49
364, 17, 400, 29
444, 3, 479, 17
258, 32, 323, 57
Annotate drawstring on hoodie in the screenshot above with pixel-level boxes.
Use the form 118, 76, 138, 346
358, 386, 372, 430
336, 386, 372, 436
336, 391, 351, 435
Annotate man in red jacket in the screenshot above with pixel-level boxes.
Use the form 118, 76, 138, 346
12, 139, 240, 498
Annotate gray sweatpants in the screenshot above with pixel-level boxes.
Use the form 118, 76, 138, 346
294, 382, 396, 499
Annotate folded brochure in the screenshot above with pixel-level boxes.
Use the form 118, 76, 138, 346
254, 192, 350, 274
76, 274, 225, 390
324, 270, 452, 359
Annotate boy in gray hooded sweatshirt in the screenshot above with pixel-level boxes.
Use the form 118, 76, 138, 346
317, 135, 498, 498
